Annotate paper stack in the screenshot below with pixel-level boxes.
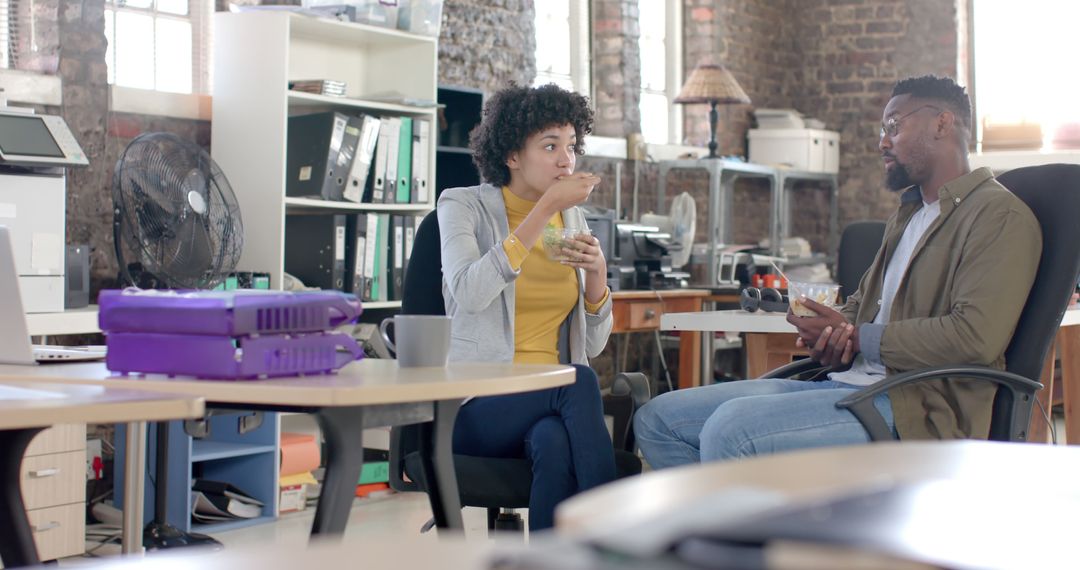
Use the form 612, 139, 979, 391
190, 479, 264, 523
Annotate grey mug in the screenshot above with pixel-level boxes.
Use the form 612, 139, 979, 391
379, 315, 451, 367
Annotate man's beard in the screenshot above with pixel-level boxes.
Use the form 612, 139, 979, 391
886, 161, 914, 191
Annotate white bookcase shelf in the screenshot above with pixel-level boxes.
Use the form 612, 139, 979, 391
211, 11, 438, 290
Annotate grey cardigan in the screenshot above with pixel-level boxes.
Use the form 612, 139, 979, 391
437, 183, 613, 365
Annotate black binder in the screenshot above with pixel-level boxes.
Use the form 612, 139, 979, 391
284, 214, 347, 290
286, 111, 357, 201
344, 214, 368, 296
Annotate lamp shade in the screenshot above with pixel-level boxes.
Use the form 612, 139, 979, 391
674, 63, 751, 105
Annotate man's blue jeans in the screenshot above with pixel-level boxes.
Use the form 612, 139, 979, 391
633, 378, 895, 469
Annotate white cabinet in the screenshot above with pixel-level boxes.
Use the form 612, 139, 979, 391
211, 11, 438, 309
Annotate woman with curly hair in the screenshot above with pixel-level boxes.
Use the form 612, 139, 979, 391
437, 83, 615, 530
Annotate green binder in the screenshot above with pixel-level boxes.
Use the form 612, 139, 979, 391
396, 116, 413, 203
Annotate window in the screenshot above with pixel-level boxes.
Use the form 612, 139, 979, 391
1, 0, 10, 68
533, 0, 590, 95
973, 0, 1080, 150
104, 0, 211, 94
638, 0, 681, 144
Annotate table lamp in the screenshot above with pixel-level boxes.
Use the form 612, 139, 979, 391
674, 63, 751, 158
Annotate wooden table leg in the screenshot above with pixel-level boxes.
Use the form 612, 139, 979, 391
1059, 325, 1080, 444
1030, 339, 1057, 444
745, 333, 769, 379
678, 330, 702, 389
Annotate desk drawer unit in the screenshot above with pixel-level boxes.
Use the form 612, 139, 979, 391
21, 451, 84, 510
21, 423, 86, 561
627, 301, 663, 330
25, 503, 85, 561
26, 424, 85, 457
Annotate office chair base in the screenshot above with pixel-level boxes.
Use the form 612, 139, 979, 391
144, 522, 222, 551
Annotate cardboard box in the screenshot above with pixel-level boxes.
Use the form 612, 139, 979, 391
748, 128, 840, 173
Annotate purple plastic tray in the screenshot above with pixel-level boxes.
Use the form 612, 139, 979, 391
98, 289, 361, 336
105, 331, 364, 379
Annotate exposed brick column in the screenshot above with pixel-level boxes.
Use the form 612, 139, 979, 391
439, 0, 536, 93
57, 0, 114, 291
591, 0, 640, 137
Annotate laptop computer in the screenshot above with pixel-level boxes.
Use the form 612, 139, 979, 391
0, 226, 106, 365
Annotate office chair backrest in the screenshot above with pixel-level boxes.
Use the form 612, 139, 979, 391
402, 209, 446, 316
996, 164, 1080, 381
836, 221, 886, 302
992, 164, 1080, 439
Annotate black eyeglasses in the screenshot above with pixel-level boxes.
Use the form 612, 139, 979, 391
880, 105, 943, 138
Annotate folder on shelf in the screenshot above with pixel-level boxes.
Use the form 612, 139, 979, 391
285, 111, 352, 201
345, 214, 368, 297
412, 119, 430, 204
383, 117, 401, 204
284, 214, 347, 291
371, 118, 394, 203
367, 213, 390, 301
403, 214, 415, 288
390, 215, 405, 300
363, 213, 379, 301
344, 114, 382, 203
396, 116, 413, 203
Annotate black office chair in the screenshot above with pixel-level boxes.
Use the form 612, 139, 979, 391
389, 209, 648, 533
765, 164, 1080, 442
836, 221, 886, 302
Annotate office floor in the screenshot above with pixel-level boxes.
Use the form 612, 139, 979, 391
61, 413, 1068, 565
65, 493, 506, 566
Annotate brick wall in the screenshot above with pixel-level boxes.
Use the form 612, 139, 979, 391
591, 0, 641, 137
438, 0, 536, 92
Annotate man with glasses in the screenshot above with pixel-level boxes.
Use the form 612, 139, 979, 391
634, 75, 1042, 469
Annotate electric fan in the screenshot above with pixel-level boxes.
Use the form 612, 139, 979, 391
641, 191, 697, 268
112, 132, 243, 289
111, 132, 243, 550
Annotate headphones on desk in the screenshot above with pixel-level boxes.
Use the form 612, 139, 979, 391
740, 287, 789, 313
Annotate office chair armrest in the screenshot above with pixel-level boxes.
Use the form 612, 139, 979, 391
388, 426, 421, 493
835, 365, 1044, 441
610, 372, 652, 410
759, 358, 830, 381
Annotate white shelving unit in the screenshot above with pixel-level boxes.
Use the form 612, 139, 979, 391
211, 11, 439, 301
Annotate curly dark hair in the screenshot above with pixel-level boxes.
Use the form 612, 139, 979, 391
469, 83, 594, 187
891, 75, 972, 130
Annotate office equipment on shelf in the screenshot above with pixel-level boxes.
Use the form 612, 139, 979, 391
748, 128, 840, 173
285, 214, 347, 291
0, 108, 88, 313
64, 245, 90, 309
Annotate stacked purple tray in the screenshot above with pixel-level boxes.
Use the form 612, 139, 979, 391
98, 289, 364, 379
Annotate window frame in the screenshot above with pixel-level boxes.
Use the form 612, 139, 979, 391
103, 0, 212, 95
533, 0, 592, 98
638, 0, 682, 145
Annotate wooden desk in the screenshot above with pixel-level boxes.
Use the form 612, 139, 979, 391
0, 382, 203, 568
611, 289, 709, 389
662, 309, 802, 379
663, 308, 1080, 443
556, 440, 1080, 568
0, 360, 574, 544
